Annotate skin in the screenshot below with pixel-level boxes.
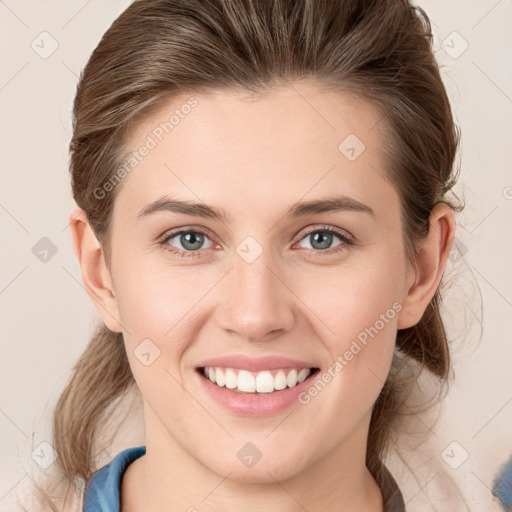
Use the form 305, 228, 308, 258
70, 80, 455, 512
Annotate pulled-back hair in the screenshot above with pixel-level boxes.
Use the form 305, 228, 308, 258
24, 0, 464, 509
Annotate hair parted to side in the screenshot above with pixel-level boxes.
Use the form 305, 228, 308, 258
26, 0, 464, 509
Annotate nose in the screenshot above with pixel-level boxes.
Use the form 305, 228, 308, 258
214, 246, 296, 342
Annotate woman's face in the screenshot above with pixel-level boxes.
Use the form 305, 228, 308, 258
105, 82, 415, 482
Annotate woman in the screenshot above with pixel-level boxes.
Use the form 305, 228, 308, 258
25, 0, 468, 510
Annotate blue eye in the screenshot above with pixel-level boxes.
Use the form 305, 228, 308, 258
159, 225, 354, 259
295, 225, 354, 256
161, 229, 215, 258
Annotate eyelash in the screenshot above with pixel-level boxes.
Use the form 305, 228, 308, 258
158, 225, 355, 259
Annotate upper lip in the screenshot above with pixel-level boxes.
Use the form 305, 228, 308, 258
196, 354, 318, 372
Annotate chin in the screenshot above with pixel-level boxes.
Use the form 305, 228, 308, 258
205, 451, 307, 484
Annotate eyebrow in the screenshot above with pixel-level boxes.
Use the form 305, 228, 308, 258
136, 194, 375, 222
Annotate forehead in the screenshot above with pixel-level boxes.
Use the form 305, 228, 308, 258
114, 82, 398, 222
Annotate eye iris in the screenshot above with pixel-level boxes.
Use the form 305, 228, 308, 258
181, 232, 204, 251
310, 231, 333, 250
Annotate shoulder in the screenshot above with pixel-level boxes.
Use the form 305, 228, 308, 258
83, 446, 146, 512
4, 446, 145, 512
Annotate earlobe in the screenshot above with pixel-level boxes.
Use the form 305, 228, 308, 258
68, 207, 123, 333
397, 203, 455, 330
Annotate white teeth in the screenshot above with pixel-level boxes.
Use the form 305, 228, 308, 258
256, 371, 274, 393
274, 370, 287, 390
286, 369, 298, 388
297, 368, 310, 383
237, 370, 255, 392
225, 368, 237, 389
215, 367, 225, 387
202, 366, 313, 393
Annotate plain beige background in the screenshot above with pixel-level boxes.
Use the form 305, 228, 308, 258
1, 0, 511, 510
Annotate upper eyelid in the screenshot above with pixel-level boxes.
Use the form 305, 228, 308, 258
299, 225, 352, 239
160, 225, 216, 241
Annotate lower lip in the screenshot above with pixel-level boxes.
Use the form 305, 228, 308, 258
195, 368, 319, 417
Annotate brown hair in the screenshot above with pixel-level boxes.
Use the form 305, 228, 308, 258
26, 0, 464, 509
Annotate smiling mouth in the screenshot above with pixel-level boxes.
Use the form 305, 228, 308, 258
196, 366, 320, 394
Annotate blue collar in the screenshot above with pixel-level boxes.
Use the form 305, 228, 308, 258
83, 446, 146, 512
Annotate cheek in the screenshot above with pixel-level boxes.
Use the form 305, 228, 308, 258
112, 249, 201, 336
296, 252, 404, 394
300, 254, 404, 343
111, 255, 203, 383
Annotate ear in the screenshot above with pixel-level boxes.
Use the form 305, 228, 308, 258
69, 207, 123, 333
397, 202, 456, 330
